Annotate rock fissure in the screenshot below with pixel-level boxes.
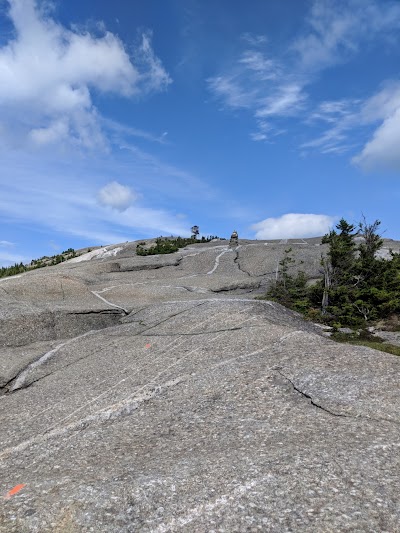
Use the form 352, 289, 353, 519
4, 303, 209, 393
210, 281, 261, 293
144, 324, 268, 336
120, 256, 183, 272
124, 301, 208, 330
277, 370, 349, 418
276, 370, 400, 426
234, 250, 251, 276
66, 309, 126, 316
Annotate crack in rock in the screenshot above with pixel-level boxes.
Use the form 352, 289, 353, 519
276, 369, 348, 418
0, 376, 187, 461
144, 325, 267, 337
275, 369, 400, 426
7, 330, 100, 392
210, 280, 261, 293
66, 309, 125, 316
234, 250, 252, 276
120, 257, 183, 272
5, 303, 210, 394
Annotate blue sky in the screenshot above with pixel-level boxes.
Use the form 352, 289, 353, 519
1, 0, 400, 266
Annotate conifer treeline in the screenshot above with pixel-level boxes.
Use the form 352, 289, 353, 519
263, 218, 400, 327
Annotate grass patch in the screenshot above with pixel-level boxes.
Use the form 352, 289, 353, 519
331, 331, 400, 356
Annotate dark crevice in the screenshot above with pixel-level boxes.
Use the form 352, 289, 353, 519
0, 374, 19, 395
276, 370, 348, 418
123, 301, 208, 330
120, 257, 183, 272
5, 302, 208, 394
143, 324, 267, 337
122, 306, 149, 319
234, 251, 251, 276
7, 345, 103, 394
276, 369, 400, 426
210, 281, 261, 293
233, 252, 277, 278
66, 309, 125, 316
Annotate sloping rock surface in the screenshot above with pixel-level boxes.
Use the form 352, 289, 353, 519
0, 238, 399, 532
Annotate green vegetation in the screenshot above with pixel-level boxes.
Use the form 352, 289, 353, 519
331, 330, 400, 357
0, 262, 28, 278
0, 248, 77, 279
136, 236, 218, 256
260, 217, 400, 332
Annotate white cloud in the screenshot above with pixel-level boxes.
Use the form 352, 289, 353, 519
360, 82, 400, 122
301, 98, 362, 154
208, 1, 400, 146
0, 0, 171, 148
136, 31, 172, 93
207, 75, 255, 109
29, 119, 70, 146
303, 84, 400, 160
353, 107, 400, 170
0, 241, 15, 247
250, 132, 268, 142
207, 46, 305, 140
101, 117, 168, 145
294, 0, 400, 71
97, 181, 138, 212
241, 33, 267, 47
0, 148, 206, 248
252, 213, 335, 239
256, 84, 306, 117
238, 50, 278, 81
352, 82, 400, 170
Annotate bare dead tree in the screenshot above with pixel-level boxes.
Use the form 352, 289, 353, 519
321, 255, 332, 313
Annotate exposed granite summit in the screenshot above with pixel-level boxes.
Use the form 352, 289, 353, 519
0, 238, 399, 531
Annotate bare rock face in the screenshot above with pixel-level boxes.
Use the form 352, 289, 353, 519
0, 238, 399, 532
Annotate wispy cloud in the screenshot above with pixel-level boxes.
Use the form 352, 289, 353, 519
0, 162, 191, 245
0, 138, 218, 249
294, 0, 400, 71
118, 143, 216, 200
303, 82, 400, 168
207, 46, 302, 141
0, 0, 171, 149
256, 84, 306, 118
302, 98, 362, 154
240, 33, 267, 47
208, 0, 400, 151
238, 50, 278, 81
207, 75, 256, 110
101, 116, 169, 145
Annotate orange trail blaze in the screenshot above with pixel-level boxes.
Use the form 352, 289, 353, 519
4, 484, 26, 499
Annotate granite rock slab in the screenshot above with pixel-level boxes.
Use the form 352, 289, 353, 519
0, 238, 399, 532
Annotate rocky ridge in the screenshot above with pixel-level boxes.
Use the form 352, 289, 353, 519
0, 237, 399, 531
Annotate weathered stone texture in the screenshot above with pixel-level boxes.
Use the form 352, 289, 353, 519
0, 238, 399, 531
